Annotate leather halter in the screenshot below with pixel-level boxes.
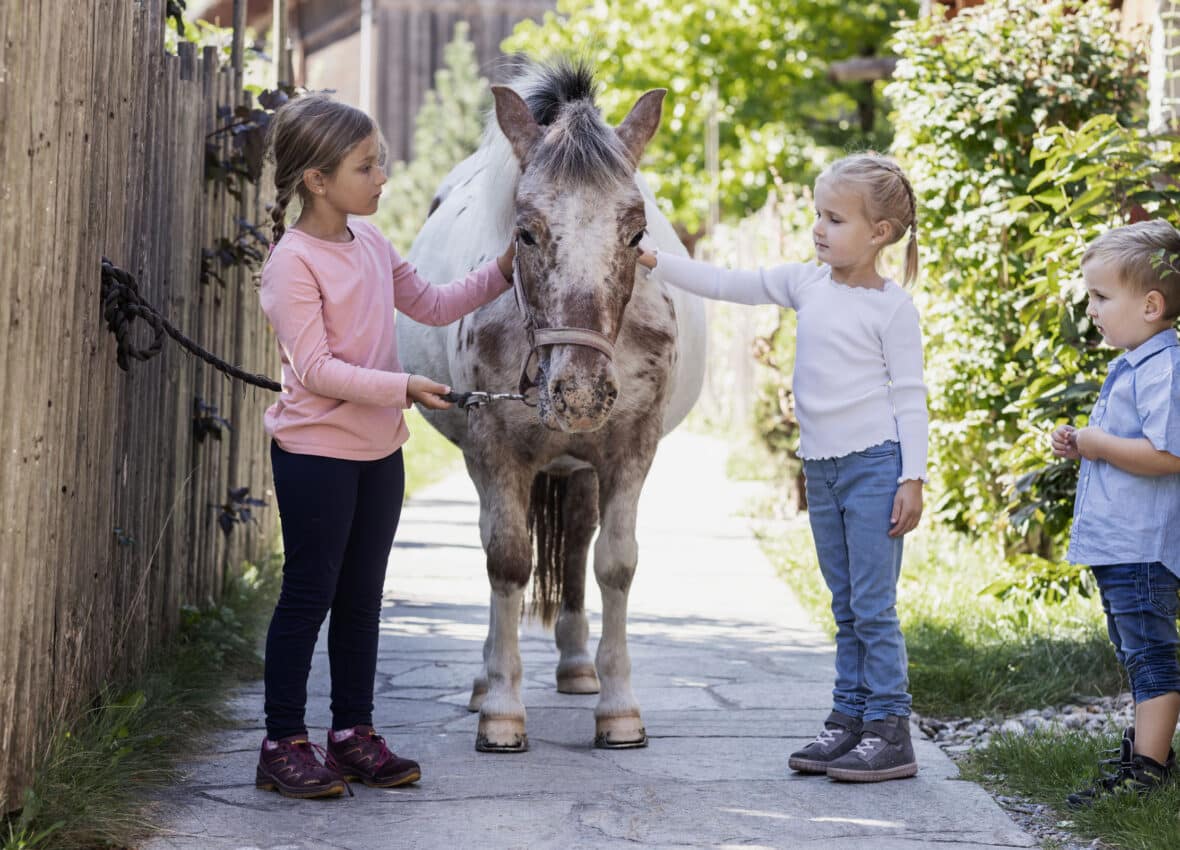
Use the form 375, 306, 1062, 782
511, 239, 617, 396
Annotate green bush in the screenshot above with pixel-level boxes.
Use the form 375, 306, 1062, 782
885, 0, 1145, 541
1002, 118, 1180, 560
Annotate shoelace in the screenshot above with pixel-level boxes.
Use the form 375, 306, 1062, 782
851, 735, 883, 758
285, 739, 355, 796
362, 730, 395, 769
812, 728, 840, 746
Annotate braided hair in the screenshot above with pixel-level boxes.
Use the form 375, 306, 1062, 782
818, 152, 920, 286
265, 93, 383, 244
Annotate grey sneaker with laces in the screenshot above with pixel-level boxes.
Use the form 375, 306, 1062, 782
826, 714, 917, 782
788, 711, 864, 774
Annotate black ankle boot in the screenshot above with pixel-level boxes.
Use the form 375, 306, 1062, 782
1067, 726, 1173, 809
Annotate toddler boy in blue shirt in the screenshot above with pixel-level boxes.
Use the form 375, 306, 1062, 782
1050, 219, 1180, 807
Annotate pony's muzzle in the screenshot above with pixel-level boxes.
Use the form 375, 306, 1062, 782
545, 354, 618, 433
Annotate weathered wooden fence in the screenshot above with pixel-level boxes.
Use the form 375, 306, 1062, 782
0, 3, 278, 808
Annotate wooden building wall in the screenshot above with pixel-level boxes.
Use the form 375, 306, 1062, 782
0, 0, 278, 809
373, 0, 554, 162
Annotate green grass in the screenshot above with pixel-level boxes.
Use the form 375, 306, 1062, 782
961, 729, 1180, 850
403, 407, 463, 499
1, 558, 282, 850
756, 514, 1123, 718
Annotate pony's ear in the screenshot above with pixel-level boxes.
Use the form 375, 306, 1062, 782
616, 89, 666, 167
492, 85, 541, 165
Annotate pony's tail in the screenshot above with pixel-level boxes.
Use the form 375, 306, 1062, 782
527, 472, 566, 627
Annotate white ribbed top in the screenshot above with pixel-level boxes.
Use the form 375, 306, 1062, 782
653, 252, 928, 482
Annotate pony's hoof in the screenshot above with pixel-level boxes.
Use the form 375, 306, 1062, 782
556, 664, 600, 695
476, 715, 528, 753
594, 714, 647, 749
467, 680, 488, 713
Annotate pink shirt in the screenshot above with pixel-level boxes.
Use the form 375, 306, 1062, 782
259, 219, 510, 460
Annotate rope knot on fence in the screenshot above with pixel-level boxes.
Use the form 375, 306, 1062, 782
100, 258, 280, 391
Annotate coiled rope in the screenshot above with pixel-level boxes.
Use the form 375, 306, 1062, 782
100, 257, 280, 391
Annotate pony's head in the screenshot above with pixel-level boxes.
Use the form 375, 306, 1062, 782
492, 62, 665, 433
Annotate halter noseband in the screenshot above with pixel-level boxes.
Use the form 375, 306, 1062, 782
511, 239, 617, 396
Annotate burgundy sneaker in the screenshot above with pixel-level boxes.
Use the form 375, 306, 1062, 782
325, 725, 421, 788
256, 735, 350, 799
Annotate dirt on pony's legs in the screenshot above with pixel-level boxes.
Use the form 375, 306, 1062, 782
591, 465, 649, 748
554, 467, 600, 695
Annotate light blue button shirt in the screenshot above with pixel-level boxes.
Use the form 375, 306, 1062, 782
1068, 329, 1180, 575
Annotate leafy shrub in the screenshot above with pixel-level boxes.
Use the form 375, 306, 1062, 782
1002, 118, 1180, 558
885, 0, 1146, 540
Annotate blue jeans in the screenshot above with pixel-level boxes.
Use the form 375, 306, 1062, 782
1091, 561, 1180, 704
804, 441, 910, 721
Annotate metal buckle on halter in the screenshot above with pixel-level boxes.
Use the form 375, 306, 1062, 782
440, 390, 528, 410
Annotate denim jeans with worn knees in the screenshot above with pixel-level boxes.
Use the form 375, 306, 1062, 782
1091, 561, 1180, 704
804, 440, 910, 722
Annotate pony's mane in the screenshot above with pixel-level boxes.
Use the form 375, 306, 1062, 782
495, 59, 633, 190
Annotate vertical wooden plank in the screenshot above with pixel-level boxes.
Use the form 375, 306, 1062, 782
47, 0, 105, 728
189, 46, 216, 606
0, 0, 31, 805
0, 0, 49, 806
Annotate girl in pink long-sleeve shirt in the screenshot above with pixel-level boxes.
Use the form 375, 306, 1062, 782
253, 93, 515, 800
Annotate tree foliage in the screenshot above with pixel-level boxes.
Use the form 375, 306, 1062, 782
885, 0, 1146, 541
374, 23, 490, 251
504, 0, 917, 236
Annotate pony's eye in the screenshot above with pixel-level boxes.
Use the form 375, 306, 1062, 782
518, 229, 537, 247
628, 230, 645, 248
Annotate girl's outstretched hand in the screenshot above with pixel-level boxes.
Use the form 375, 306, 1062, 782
889, 479, 923, 538
407, 374, 453, 410
1050, 424, 1081, 460
497, 240, 516, 281
635, 235, 658, 270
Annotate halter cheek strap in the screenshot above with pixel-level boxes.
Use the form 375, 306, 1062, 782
511, 240, 618, 396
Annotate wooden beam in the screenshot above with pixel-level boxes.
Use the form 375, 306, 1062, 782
231, 0, 246, 75
827, 57, 897, 83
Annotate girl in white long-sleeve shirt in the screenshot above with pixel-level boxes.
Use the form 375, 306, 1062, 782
639, 153, 928, 783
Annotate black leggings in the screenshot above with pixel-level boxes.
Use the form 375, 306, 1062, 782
264, 440, 404, 740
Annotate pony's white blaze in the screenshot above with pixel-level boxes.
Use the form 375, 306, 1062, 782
397, 62, 705, 752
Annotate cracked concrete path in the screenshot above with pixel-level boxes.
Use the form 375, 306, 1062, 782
143, 431, 1035, 850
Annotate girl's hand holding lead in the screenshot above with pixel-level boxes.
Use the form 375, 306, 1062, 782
889, 479, 923, 538
407, 374, 453, 410
1050, 424, 1080, 460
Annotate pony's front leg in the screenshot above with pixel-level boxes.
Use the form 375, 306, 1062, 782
467, 594, 494, 712
555, 467, 600, 694
592, 467, 648, 748
474, 466, 532, 753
